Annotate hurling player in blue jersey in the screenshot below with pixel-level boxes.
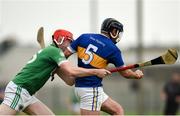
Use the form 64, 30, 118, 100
66, 18, 144, 115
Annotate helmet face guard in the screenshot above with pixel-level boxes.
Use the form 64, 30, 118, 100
101, 18, 123, 44
110, 31, 123, 43
52, 29, 73, 47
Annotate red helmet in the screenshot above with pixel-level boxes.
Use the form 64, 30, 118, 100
52, 29, 73, 46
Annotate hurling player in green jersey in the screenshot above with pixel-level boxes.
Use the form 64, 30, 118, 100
0, 29, 111, 115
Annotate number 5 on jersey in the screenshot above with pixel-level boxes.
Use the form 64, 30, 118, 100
82, 44, 98, 64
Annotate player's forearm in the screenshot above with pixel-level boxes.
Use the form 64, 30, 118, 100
55, 68, 75, 86
59, 61, 110, 79
59, 62, 94, 78
70, 67, 98, 77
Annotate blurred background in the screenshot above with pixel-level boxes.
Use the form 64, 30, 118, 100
0, 0, 180, 115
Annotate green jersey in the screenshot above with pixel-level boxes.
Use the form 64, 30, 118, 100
12, 44, 67, 95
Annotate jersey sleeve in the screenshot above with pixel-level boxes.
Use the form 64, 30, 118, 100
67, 35, 83, 53
108, 49, 124, 67
49, 47, 68, 66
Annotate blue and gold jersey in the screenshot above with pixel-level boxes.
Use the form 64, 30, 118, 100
68, 33, 124, 87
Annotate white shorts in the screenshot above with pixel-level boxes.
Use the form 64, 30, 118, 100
75, 87, 109, 111
2, 81, 39, 112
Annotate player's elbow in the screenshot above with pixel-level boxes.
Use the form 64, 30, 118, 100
62, 76, 75, 86
68, 83, 74, 86
65, 81, 74, 86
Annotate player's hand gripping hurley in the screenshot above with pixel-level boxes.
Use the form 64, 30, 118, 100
109, 48, 178, 73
